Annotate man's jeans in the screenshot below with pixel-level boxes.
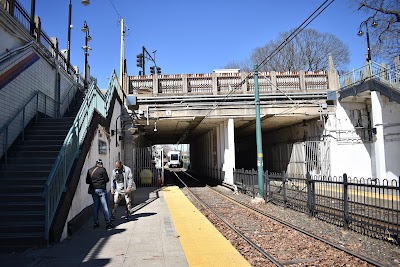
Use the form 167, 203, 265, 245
91, 189, 111, 224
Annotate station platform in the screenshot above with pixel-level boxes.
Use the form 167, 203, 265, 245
0, 186, 250, 267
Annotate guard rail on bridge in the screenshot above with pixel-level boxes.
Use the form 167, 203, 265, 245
339, 61, 400, 90
129, 70, 336, 96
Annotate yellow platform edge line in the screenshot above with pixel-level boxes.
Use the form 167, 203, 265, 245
163, 186, 251, 267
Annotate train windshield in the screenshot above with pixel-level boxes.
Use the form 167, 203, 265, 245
170, 154, 179, 160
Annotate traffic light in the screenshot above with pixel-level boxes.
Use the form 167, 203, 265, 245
150, 66, 155, 74
156, 67, 161, 74
136, 54, 143, 68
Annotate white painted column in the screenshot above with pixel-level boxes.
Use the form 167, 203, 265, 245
371, 91, 386, 179
222, 118, 235, 184
207, 131, 211, 176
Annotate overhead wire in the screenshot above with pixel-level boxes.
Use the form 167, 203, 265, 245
107, 0, 131, 36
193, 0, 335, 126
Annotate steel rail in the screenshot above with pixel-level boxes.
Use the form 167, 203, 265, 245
204, 182, 387, 267
172, 171, 284, 267
180, 171, 386, 267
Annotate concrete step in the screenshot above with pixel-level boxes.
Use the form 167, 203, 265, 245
0, 164, 53, 171
5, 157, 55, 165
0, 169, 49, 178
0, 202, 45, 212
0, 211, 44, 222
0, 232, 45, 252
8, 150, 59, 157
25, 129, 69, 136
30, 124, 72, 131
0, 176, 47, 186
23, 135, 66, 141
0, 221, 44, 233
23, 140, 64, 146
13, 145, 62, 152
0, 185, 44, 193
0, 192, 44, 202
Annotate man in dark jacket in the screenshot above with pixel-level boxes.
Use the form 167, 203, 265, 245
86, 159, 114, 229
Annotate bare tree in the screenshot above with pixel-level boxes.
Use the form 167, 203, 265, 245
223, 60, 252, 72
250, 29, 350, 72
353, 0, 400, 62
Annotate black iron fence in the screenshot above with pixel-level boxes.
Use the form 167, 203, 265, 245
233, 168, 400, 244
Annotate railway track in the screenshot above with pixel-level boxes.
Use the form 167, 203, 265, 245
171, 170, 386, 267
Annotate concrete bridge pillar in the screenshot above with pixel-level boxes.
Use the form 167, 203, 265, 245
153, 75, 158, 95
241, 72, 248, 93
327, 54, 339, 91
212, 73, 218, 95
182, 74, 188, 94
270, 71, 277, 90
371, 91, 387, 179
299, 70, 306, 90
221, 118, 235, 185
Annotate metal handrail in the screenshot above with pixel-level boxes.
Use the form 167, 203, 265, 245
43, 71, 120, 241
339, 61, 400, 90
2, 0, 77, 76
0, 91, 58, 163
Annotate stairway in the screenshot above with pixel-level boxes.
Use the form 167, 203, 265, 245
0, 90, 84, 252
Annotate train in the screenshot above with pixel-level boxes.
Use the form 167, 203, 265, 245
167, 150, 183, 168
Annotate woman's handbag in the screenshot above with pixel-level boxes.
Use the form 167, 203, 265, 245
88, 185, 94, 194
87, 167, 99, 194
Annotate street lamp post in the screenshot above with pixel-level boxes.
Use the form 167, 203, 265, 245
66, 0, 91, 73
358, 19, 378, 62
81, 21, 92, 90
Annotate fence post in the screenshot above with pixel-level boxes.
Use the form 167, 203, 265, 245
264, 170, 270, 202
343, 173, 350, 230
306, 172, 315, 217
282, 171, 287, 208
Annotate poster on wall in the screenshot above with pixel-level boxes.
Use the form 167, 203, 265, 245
98, 140, 107, 154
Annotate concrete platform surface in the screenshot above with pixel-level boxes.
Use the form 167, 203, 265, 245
0, 187, 189, 267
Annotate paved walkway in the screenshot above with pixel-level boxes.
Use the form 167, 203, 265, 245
0, 186, 251, 267
0, 187, 189, 267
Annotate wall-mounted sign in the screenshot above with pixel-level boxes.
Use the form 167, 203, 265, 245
98, 140, 107, 154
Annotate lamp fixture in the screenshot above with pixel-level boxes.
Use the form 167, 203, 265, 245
302, 120, 307, 127
81, 0, 90, 6
154, 121, 158, 132
81, 21, 89, 32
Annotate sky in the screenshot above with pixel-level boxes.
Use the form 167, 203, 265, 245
18, 0, 371, 89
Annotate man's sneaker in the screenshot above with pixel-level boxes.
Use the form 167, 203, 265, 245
125, 212, 131, 220
110, 215, 115, 221
106, 223, 114, 230
93, 222, 100, 228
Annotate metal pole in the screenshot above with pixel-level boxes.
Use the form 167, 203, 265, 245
254, 65, 264, 197
67, 0, 72, 71
84, 33, 88, 89
365, 24, 372, 63
30, 0, 36, 36
119, 18, 124, 89
142, 46, 146, 75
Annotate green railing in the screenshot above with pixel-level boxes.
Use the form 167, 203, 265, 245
44, 71, 120, 241
339, 61, 400, 90
0, 83, 79, 163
